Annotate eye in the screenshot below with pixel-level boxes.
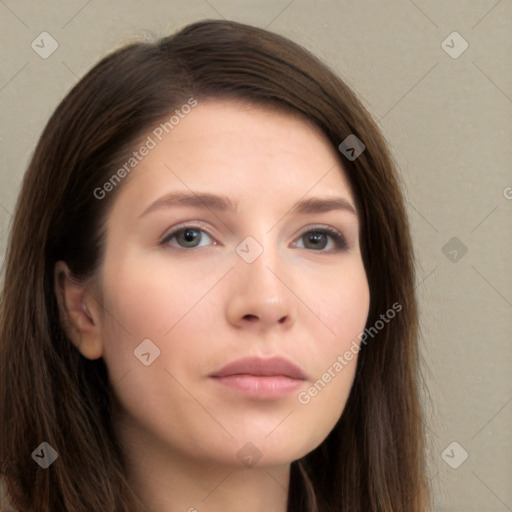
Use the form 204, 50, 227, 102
160, 225, 216, 250
159, 224, 348, 252
293, 226, 348, 252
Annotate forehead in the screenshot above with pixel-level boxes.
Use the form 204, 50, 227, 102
112, 99, 356, 212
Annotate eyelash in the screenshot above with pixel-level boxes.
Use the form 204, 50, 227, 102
159, 223, 349, 253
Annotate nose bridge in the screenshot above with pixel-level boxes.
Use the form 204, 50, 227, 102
229, 231, 294, 325
235, 232, 283, 287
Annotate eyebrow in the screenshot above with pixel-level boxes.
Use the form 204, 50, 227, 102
138, 191, 357, 218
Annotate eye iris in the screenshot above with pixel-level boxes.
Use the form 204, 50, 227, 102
179, 228, 201, 247
304, 231, 327, 250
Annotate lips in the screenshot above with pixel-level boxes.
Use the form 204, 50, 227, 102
209, 356, 307, 400
209, 356, 307, 380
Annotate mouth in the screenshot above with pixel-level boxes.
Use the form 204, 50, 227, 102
209, 356, 307, 400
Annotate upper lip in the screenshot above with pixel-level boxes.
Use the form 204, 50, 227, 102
209, 356, 307, 380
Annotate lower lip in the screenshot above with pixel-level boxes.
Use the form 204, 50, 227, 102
210, 375, 304, 399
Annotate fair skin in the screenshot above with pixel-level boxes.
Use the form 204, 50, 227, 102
55, 100, 370, 512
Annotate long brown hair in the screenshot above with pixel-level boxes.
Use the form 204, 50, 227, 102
0, 19, 430, 511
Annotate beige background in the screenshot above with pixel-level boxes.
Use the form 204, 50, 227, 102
0, 1, 511, 510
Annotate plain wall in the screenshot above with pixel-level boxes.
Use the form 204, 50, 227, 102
0, 1, 511, 510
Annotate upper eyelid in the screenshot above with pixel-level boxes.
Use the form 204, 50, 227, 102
160, 221, 216, 241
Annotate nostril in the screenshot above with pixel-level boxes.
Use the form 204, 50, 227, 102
243, 314, 258, 322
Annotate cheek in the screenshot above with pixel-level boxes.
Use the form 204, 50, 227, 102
309, 259, 370, 348
100, 251, 369, 388
97, 264, 212, 451
98, 248, 369, 454
98, 256, 219, 386
101, 255, 203, 339
288, 260, 369, 432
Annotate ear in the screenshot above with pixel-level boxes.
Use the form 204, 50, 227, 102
54, 260, 103, 360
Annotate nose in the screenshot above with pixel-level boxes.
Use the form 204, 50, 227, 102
225, 237, 297, 331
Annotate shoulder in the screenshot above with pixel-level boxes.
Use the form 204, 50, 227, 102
0, 474, 20, 511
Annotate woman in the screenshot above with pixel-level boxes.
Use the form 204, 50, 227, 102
0, 19, 430, 511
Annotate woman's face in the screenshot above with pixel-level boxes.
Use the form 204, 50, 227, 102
93, 100, 370, 469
